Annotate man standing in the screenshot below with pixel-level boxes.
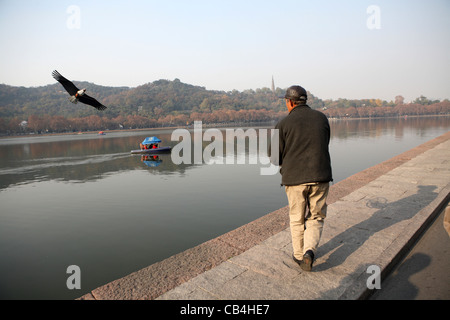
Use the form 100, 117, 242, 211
275, 85, 333, 271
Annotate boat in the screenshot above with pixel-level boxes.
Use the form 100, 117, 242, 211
130, 146, 172, 155
98, 131, 106, 135
130, 136, 171, 155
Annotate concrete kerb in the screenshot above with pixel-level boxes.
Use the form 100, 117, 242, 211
78, 131, 450, 300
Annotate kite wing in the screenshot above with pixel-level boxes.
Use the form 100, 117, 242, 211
78, 94, 107, 111
52, 70, 79, 96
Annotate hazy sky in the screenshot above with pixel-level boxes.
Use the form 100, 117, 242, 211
0, 0, 449, 102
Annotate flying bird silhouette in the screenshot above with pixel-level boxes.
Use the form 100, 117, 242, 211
52, 70, 107, 111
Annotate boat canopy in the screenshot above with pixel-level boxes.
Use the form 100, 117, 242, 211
143, 159, 162, 167
141, 136, 162, 145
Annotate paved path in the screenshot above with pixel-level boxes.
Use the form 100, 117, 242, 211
79, 131, 450, 300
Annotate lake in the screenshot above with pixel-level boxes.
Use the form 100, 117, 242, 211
0, 116, 449, 299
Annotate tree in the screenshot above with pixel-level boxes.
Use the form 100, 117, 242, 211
28, 115, 48, 133
199, 98, 211, 112
394, 95, 404, 105
413, 95, 439, 106
49, 116, 69, 132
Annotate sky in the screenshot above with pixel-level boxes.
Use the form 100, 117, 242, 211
0, 0, 449, 102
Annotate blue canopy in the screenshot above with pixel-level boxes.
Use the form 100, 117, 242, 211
143, 159, 162, 167
141, 136, 161, 145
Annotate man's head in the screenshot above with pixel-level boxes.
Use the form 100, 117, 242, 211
283, 85, 307, 103
281, 85, 307, 111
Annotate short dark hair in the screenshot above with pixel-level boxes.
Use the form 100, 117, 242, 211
282, 85, 308, 102
290, 99, 306, 107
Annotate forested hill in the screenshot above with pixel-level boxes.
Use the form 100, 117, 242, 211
0, 81, 129, 119
0, 78, 293, 119
0, 78, 449, 134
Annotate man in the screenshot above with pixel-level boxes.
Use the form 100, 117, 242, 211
275, 85, 333, 271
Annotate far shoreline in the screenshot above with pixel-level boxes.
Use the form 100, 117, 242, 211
1, 114, 448, 140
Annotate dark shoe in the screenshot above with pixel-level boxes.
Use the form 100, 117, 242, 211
300, 250, 314, 272
292, 254, 302, 267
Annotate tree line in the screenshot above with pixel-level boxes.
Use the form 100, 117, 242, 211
1, 109, 287, 134
0, 78, 448, 135
322, 100, 450, 119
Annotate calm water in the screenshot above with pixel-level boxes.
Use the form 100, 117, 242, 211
0, 116, 449, 299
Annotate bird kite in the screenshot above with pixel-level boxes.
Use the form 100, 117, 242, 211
52, 70, 107, 111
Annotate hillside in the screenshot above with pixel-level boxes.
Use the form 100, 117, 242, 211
0, 78, 328, 119
0, 78, 448, 134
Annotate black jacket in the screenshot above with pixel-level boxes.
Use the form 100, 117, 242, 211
275, 104, 333, 186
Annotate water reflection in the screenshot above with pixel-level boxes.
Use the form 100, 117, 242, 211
141, 155, 163, 167
0, 117, 449, 191
330, 116, 449, 140
0, 132, 187, 190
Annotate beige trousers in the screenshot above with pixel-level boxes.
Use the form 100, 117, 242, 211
285, 182, 329, 260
